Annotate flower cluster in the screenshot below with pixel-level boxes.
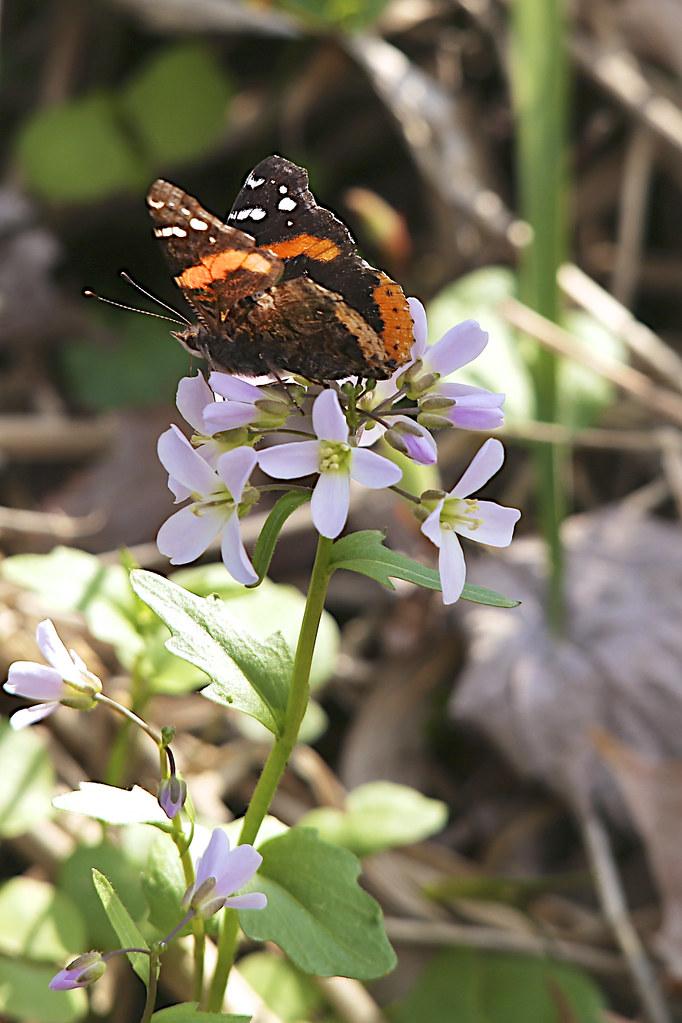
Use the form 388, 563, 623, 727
156, 298, 519, 604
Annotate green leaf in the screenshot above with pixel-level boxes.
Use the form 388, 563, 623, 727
0, 720, 54, 837
390, 947, 605, 1023
122, 44, 231, 165
91, 869, 150, 986
330, 531, 519, 607
131, 570, 291, 734
53, 782, 170, 829
58, 841, 147, 949
250, 491, 311, 582
15, 92, 145, 201
0, 878, 85, 962
301, 781, 447, 856
151, 1005, 249, 1022
274, 0, 389, 31
239, 952, 328, 1023
0, 957, 86, 1023
142, 834, 188, 938
172, 566, 339, 690
239, 828, 396, 979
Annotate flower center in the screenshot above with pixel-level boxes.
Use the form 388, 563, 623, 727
319, 440, 351, 474
191, 483, 235, 514
440, 496, 483, 532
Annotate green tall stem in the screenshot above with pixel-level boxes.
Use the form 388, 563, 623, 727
140, 948, 160, 1023
206, 535, 334, 1012
512, 0, 569, 631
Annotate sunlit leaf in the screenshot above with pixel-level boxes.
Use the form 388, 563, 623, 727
0, 720, 54, 837
92, 870, 149, 986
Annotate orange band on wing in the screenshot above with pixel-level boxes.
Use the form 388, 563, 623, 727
176, 249, 274, 290
265, 234, 341, 263
372, 273, 414, 363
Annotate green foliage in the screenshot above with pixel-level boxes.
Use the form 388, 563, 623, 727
390, 947, 605, 1023
58, 841, 147, 949
239, 952, 334, 1023
131, 569, 292, 734
0, 878, 87, 1021
0, 720, 54, 837
14, 43, 231, 202
250, 491, 311, 583
63, 313, 188, 411
151, 1006, 249, 1023
426, 267, 625, 430
122, 44, 231, 165
239, 828, 396, 979
274, 0, 389, 31
92, 869, 150, 986
0, 958, 86, 1022
142, 834, 187, 938
330, 530, 519, 607
301, 781, 447, 856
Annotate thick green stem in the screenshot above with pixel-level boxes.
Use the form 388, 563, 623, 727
206, 535, 334, 1012
512, 0, 569, 631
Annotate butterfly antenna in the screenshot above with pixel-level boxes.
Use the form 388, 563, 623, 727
83, 289, 186, 326
120, 270, 191, 325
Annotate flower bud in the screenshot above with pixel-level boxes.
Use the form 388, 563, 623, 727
49, 952, 106, 991
417, 412, 454, 431
384, 429, 409, 456
419, 394, 456, 412
158, 775, 187, 820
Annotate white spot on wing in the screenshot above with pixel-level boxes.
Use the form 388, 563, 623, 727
278, 197, 296, 212
148, 197, 165, 209
157, 226, 188, 238
249, 208, 267, 221
286, 220, 293, 227
237, 209, 251, 220
180, 207, 191, 216
246, 173, 265, 189
190, 218, 208, 231
278, 185, 288, 194
228, 211, 237, 220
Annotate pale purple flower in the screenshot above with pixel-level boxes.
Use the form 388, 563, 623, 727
183, 828, 267, 919
3, 619, 101, 730
258, 389, 402, 539
397, 298, 504, 431
158, 774, 187, 820
361, 415, 437, 466
421, 438, 520, 604
157, 426, 258, 585
49, 952, 106, 991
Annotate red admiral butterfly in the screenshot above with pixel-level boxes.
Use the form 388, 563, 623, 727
147, 155, 413, 380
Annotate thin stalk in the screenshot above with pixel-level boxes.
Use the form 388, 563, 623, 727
170, 815, 205, 1005
139, 948, 159, 1023
206, 535, 334, 1012
511, 0, 569, 631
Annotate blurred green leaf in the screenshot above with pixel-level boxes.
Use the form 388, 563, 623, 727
274, 0, 389, 31
0, 720, 54, 837
0, 957, 86, 1023
0, 878, 85, 962
390, 947, 605, 1023
300, 781, 447, 856
239, 828, 396, 979
152, 1006, 249, 1023
122, 44, 231, 165
15, 92, 145, 201
63, 313, 188, 411
239, 952, 329, 1022
58, 841, 147, 949
142, 834, 187, 938
172, 565, 340, 691
92, 869, 150, 986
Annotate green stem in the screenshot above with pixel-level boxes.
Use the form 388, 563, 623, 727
206, 534, 334, 1012
139, 948, 159, 1023
171, 815, 205, 1006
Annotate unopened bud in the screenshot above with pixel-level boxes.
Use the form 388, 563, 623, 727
421, 489, 446, 502
49, 951, 106, 991
161, 725, 176, 747
255, 398, 289, 417
393, 418, 423, 437
158, 775, 187, 820
417, 412, 454, 431
419, 394, 456, 412
384, 429, 409, 456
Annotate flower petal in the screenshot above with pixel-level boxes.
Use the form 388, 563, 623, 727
203, 402, 258, 433
456, 500, 520, 547
157, 505, 226, 565
195, 828, 231, 888
221, 512, 258, 586
388, 416, 437, 465
451, 438, 505, 498
420, 503, 444, 548
449, 407, 504, 431
217, 446, 257, 502
177, 374, 213, 432
438, 382, 505, 407
224, 892, 268, 910
258, 440, 320, 479
426, 320, 488, 376
214, 845, 263, 898
168, 477, 192, 504
312, 390, 348, 442
5, 662, 64, 700
36, 619, 75, 677
357, 421, 385, 447
350, 447, 403, 488
10, 702, 59, 729
439, 530, 466, 604
158, 425, 217, 496
311, 472, 350, 538
208, 373, 262, 403
408, 296, 428, 352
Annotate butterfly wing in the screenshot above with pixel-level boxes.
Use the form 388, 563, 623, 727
147, 179, 284, 329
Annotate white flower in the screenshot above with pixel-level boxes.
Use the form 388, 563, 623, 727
183, 828, 267, 919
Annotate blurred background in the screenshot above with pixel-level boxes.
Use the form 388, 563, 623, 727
3, 0, 682, 1021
